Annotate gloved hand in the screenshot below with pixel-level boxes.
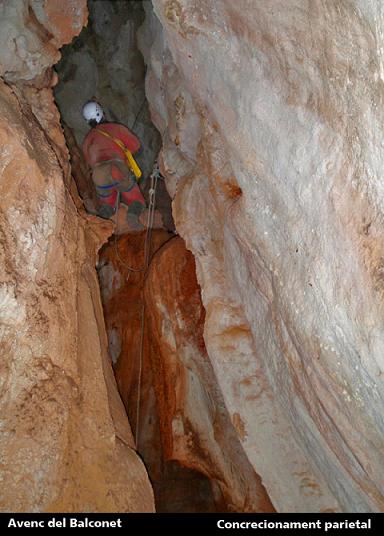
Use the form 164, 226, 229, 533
117, 175, 135, 193
98, 204, 116, 219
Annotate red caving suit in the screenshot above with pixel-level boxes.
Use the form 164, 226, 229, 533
82, 122, 145, 217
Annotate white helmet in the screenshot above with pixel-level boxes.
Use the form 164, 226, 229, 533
82, 101, 104, 123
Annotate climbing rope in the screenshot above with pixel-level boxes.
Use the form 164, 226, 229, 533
113, 169, 159, 448
113, 167, 159, 275
131, 95, 147, 132
93, 92, 159, 447
135, 171, 158, 448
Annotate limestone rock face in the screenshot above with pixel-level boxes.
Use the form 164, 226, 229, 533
145, 237, 274, 512
99, 231, 215, 513
61, 122, 98, 215
98, 230, 172, 421
140, 0, 384, 512
0, 78, 154, 513
0, 0, 87, 83
99, 232, 273, 511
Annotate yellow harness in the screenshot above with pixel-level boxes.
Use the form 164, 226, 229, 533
96, 127, 142, 180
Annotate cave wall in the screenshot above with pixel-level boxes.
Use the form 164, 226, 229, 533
0, 1, 154, 512
99, 231, 274, 512
2, 0, 384, 514
140, 0, 384, 512
144, 236, 274, 512
0, 0, 87, 84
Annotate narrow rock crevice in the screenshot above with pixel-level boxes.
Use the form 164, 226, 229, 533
1, 0, 384, 514
53, 0, 268, 513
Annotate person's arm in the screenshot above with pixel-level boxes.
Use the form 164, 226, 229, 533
82, 132, 92, 165
119, 125, 141, 153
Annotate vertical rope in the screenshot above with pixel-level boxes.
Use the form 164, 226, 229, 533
135, 172, 158, 448
111, 169, 159, 449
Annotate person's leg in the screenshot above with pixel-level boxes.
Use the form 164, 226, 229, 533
112, 161, 163, 230
92, 162, 119, 219
97, 190, 118, 218
120, 184, 146, 215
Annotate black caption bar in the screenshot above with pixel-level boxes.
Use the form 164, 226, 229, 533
0, 513, 381, 532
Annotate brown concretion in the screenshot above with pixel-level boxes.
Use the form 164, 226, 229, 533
99, 233, 274, 512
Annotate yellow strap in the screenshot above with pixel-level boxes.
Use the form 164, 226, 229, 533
96, 128, 142, 180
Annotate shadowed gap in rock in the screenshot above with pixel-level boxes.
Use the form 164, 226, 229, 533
53, 0, 220, 513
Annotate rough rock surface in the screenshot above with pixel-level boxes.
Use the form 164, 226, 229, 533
0, 78, 156, 513
0, 1, 154, 512
140, 0, 384, 512
98, 230, 172, 422
145, 237, 274, 512
0, 0, 87, 83
99, 231, 217, 513
0, 79, 154, 513
99, 232, 273, 511
61, 122, 98, 215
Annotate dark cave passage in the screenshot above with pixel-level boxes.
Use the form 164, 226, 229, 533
53, 0, 220, 514
54, 0, 174, 232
